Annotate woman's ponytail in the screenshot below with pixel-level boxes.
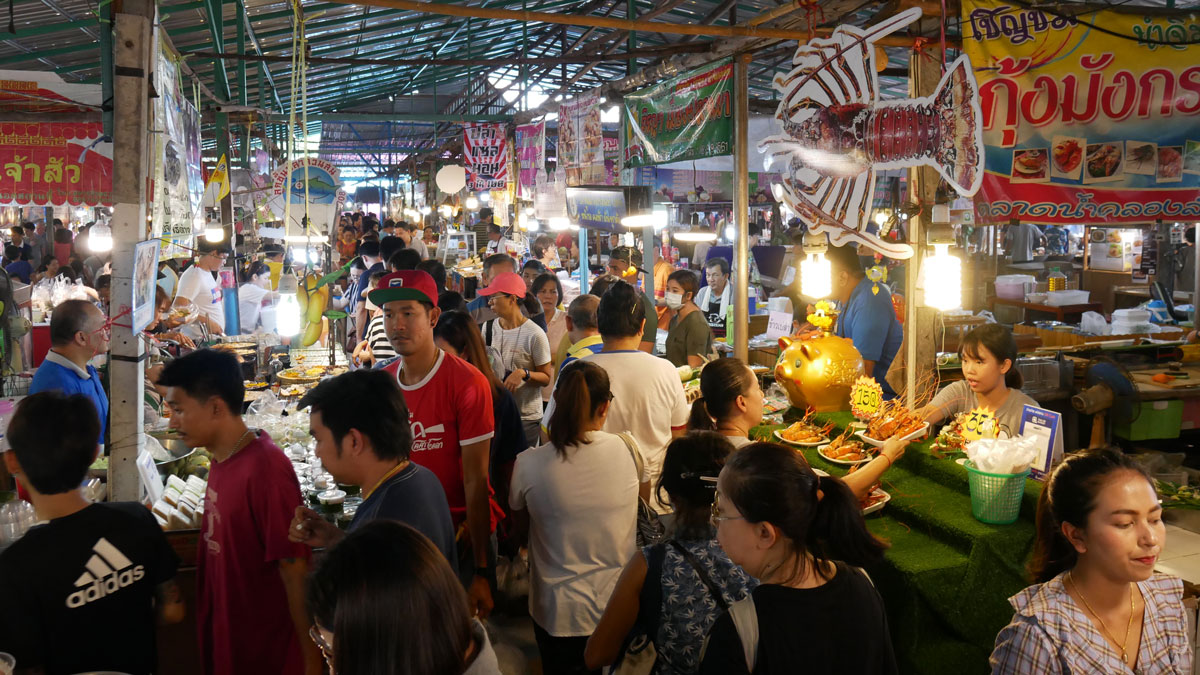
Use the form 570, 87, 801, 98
807, 474, 887, 571
548, 361, 611, 457
688, 397, 716, 431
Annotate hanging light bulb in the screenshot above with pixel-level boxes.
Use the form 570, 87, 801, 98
548, 217, 571, 231
89, 219, 113, 252
204, 220, 225, 243
771, 183, 784, 202
524, 206, 535, 217
674, 224, 717, 242
923, 243, 962, 311
276, 273, 303, 336
420, 205, 432, 216
479, 192, 491, 204
800, 234, 831, 299
465, 196, 479, 210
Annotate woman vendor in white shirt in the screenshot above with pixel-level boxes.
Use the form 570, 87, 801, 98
688, 357, 906, 500
238, 261, 279, 334
918, 324, 1061, 458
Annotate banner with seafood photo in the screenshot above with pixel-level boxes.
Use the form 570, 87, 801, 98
559, 93, 607, 186
964, 0, 1200, 224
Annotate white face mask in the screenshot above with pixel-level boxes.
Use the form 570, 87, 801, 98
665, 292, 684, 310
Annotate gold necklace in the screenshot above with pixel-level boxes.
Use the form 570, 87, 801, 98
220, 428, 255, 462
1068, 572, 1136, 664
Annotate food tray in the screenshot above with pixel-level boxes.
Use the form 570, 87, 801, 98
773, 429, 829, 447
856, 422, 930, 447
861, 488, 891, 516
816, 443, 873, 466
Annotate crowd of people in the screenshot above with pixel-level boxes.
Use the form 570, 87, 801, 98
0, 210, 1191, 675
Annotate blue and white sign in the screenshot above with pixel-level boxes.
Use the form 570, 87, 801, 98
1019, 404, 1062, 481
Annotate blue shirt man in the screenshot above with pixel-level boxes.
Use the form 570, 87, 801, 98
828, 244, 903, 399
29, 300, 109, 442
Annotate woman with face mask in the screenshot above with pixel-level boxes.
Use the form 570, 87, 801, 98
665, 269, 712, 368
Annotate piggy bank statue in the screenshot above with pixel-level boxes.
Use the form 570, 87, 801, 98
774, 333, 865, 412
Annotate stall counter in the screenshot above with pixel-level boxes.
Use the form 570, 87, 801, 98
752, 411, 1040, 674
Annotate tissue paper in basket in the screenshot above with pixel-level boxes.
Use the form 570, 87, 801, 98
965, 435, 1039, 474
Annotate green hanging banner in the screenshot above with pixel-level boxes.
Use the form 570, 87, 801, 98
623, 57, 734, 167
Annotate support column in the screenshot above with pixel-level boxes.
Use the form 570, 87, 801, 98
732, 52, 750, 362
109, 0, 155, 501
903, 46, 942, 408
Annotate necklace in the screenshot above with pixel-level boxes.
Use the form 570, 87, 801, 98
1068, 571, 1136, 664
220, 428, 255, 462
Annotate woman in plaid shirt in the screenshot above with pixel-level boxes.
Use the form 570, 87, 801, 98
991, 449, 1193, 674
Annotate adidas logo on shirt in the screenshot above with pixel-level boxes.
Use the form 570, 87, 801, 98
66, 537, 145, 608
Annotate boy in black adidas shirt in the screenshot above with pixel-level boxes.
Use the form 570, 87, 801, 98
0, 392, 183, 674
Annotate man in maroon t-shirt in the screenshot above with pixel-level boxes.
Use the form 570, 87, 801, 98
369, 270, 497, 618
159, 350, 320, 675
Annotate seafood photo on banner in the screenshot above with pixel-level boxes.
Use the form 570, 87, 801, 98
758, 7, 985, 260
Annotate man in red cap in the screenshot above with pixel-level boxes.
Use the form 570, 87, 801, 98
368, 270, 497, 618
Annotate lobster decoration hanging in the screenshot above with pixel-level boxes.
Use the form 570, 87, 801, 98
759, 8, 984, 259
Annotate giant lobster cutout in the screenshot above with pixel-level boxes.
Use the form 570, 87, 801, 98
760, 8, 985, 259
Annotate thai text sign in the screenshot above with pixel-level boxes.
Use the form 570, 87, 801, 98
515, 122, 544, 199
0, 122, 112, 206
463, 123, 510, 191
624, 58, 733, 167
565, 186, 625, 232
964, 0, 1200, 224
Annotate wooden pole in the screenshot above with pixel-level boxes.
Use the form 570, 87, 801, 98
184, 44, 711, 69
109, 0, 154, 501
733, 52, 750, 362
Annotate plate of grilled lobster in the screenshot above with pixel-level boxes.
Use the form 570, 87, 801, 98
817, 428, 874, 466
774, 411, 835, 447
856, 400, 929, 447
860, 487, 891, 516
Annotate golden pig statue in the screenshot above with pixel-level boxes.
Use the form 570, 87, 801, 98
774, 333, 865, 412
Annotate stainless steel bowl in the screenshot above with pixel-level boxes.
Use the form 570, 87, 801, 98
148, 433, 198, 476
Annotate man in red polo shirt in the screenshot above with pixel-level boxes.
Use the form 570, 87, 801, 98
368, 270, 497, 617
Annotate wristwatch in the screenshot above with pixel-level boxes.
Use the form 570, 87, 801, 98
522, 368, 531, 382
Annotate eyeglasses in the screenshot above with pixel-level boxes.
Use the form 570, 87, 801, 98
309, 625, 334, 672
710, 492, 745, 527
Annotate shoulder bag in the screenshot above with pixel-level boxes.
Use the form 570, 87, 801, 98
615, 431, 665, 548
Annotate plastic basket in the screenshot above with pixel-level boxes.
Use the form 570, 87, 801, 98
965, 461, 1030, 525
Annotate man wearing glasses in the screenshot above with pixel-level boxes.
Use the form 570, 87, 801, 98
174, 240, 228, 340
29, 299, 110, 444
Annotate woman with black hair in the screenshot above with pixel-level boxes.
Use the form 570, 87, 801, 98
919, 324, 1061, 458
585, 432, 754, 674
700, 441, 897, 674
238, 260, 279, 334
689, 358, 907, 501
991, 448, 1189, 673
532, 272, 568, 403
511, 360, 643, 675
664, 269, 713, 368
307, 520, 502, 675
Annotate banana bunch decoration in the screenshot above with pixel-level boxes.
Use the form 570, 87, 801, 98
294, 272, 329, 347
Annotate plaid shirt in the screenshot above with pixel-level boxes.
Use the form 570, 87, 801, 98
990, 572, 1193, 674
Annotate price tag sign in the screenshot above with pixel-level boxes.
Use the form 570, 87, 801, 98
766, 310, 793, 340
850, 376, 884, 419
136, 449, 164, 504
1019, 405, 1062, 481
961, 406, 1000, 442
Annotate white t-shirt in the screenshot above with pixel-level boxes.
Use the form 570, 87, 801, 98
238, 283, 272, 334
509, 431, 639, 636
409, 237, 429, 259
487, 318, 551, 421
175, 265, 224, 337
542, 350, 690, 513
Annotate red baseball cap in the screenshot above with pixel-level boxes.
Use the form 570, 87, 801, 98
476, 272, 528, 298
367, 270, 438, 307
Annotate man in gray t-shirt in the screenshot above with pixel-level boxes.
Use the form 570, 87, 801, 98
1004, 223, 1045, 263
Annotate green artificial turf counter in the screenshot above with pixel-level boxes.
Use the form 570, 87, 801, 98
751, 410, 1042, 674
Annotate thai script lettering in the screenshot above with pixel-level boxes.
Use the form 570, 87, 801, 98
1132, 16, 1200, 52
980, 53, 1200, 146
637, 90, 731, 141
968, 5, 1076, 45
977, 191, 1200, 222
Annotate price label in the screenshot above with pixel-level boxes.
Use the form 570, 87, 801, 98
766, 310, 793, 340
961, 406, 1000, 442
850, 376, 884, 419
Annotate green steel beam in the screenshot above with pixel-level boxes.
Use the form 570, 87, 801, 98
161, 1, 205, 15
204, 0, 232, 100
